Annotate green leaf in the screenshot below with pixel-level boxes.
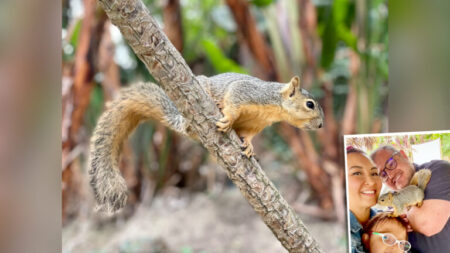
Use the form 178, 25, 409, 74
320, 0, 358, 69
337, 24, 357, 51
250, 0, 275, 8
320, 9, 338, 69
334, 0, 349, 23
70, 19, 82, 49
201, 39, 247, 74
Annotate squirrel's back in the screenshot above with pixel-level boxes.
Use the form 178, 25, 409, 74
378, 185, 425, 216
392, 185, 425, 205
209, 73, 286, 106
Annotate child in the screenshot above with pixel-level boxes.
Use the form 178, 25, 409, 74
362, 213, 411, 253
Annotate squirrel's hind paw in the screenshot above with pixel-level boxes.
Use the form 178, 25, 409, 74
241, 142, 255, 158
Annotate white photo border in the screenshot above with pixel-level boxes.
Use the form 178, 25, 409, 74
343, 129, 450, 253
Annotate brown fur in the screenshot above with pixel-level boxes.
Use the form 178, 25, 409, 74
409, 168, 431, 190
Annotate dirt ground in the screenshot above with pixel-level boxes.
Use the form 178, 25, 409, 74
62, 187, 347, 253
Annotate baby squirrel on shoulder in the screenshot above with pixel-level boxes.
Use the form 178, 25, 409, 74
89, 73, 324, 212
377, 169, 432, 217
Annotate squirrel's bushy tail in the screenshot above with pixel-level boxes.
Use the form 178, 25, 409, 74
89, 82, 187, 212
410, 168, 432, 191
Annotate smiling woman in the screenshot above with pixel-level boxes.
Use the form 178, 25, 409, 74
346, 146, 382, 253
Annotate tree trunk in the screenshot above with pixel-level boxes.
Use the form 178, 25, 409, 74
62, 0, 107, 223
226, 0, 277, 80
97, 0, 323, 252
163, 0, 183, 52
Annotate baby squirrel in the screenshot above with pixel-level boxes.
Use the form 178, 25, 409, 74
377, 169, 432, 217
89, 73, 324, 212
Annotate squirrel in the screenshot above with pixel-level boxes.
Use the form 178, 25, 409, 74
89, 73, 324, 212
377, 169, 432, 217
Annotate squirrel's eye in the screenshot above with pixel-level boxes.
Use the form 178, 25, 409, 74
306, 101, 315, 109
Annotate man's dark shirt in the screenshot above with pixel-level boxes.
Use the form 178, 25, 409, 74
409, 160, 450, 252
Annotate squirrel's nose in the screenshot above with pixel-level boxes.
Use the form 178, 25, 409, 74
318, 123, 323, 128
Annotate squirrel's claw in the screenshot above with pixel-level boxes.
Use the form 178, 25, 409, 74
216, 101, 224, 110
242, 147, 255, 158
240, 141, 255, 158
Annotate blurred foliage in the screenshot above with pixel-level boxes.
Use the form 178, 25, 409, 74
262, 125, 293, 162
316, 0, 388, 131
346, 133, 450, 161
131, 123, 156, 170
201, 38, 247, 74
181, 0, 237, 67
251, 0, 274, 8
318, 0, 357, 69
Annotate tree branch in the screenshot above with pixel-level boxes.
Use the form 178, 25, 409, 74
97, 0, 322, 251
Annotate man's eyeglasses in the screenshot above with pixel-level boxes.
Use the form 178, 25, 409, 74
372, 232, 411, 252
379, 151, 400, 182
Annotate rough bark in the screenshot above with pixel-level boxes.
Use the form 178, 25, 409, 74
97, 0, 322, 252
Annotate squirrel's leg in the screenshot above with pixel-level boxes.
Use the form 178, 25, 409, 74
410, 172, 419, 186
238, 133, 255, 158
216, 104, 239, 132
395, 205, 405, 217
390, 206, 399, 217
417, 200, 424, 207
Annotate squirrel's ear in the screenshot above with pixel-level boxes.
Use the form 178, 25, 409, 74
281, 76, 301, 98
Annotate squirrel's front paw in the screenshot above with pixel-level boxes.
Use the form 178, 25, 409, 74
216, 117, 232, 132
93, 171, 128, 213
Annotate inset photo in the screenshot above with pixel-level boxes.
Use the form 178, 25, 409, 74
344, 131, 450, 253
